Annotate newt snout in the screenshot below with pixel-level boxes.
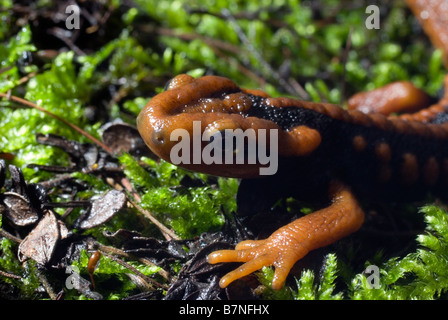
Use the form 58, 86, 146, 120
138, 74, 329, 178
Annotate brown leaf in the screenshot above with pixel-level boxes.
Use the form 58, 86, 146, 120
1, 192, 39, 226
18, 211, 60, 264
8, 165, 27, 196
58, 220, 69, 239
79, 190, 126, 229
101, 122, 156, 158
36, 133, 99, 167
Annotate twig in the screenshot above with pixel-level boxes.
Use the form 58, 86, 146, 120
128, 198, 180, 241
0, 93, 113, 154
101, 252, 168, 290
96, 243, 170, 281
221, 9, 309, 99
0, 269, 22, 280
139, 24, 242, 55
0, 66, 13, 74
340, 26, 353, 105
0, 228, 22, 244
139, 22, 271, 89
17, 71, 38, 86
119, 176, 141, 202
47, 27, 86, 56
35, 268, 57, 300
35, 173, 73, 189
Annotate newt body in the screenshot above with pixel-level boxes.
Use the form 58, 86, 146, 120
137, 72, 448, 289
137, 1, 448, 290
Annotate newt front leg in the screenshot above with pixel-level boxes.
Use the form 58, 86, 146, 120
207, 183, 365, 290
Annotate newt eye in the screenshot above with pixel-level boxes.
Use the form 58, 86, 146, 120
164, 74, 195, 91
151, 128, 166, 145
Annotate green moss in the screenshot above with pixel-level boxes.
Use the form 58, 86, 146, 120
351, 206, 448, 300
259, 253, 343, 300
140, 181, 232, 238
0, 238, 40, 298
0, 25, 36, 91
119, 153, 238, 238
119, 153, 161, 189
0, 50, 91, 175
69, 249, 162, 300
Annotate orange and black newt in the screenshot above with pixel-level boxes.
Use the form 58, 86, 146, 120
137, 0, 448, 290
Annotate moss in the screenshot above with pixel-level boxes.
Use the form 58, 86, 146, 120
352, 206, 448, 300
0, 238, 40, 298
68, 249, 162, 300
119, 153, 238, 238
259, 253, 343, 300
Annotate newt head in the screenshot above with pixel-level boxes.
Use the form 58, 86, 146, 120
137, 74, 322, 178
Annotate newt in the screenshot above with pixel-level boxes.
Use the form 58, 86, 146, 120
137, 0, 448, 290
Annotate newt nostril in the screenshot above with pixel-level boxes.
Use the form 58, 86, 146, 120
151, 128, 165, 145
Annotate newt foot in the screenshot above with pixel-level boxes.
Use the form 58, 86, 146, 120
207, 228, 309, 290
207, 183, 365, 290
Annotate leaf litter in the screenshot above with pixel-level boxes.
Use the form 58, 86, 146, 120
0, 128, 240, 300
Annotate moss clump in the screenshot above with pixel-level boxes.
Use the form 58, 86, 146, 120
352, 206, 448, 300
119, 153, 238, 238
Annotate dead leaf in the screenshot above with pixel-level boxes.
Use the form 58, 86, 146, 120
8, 165, 27, 196
18, 211, 60, 264
1, 192, 39, 226
101, 121, 155, 158
78, 189, 126, 229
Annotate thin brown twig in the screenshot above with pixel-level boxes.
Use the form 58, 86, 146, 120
0, 93, 113, 154
47, 27, 86, 56
17, 71, 38, 86
0, 66, 13, 74
221, 9, 309, 99
119, 176, 141, 202
139, 24, 242, 55
340, 26, 353, 105
138, 23, 273, 88
0, 269, 22, 280
0, 228, 22, 244
128, 198, 180, 241
101, 252, 168, 290
96, 243, 170, 281
35, 268, 57, 300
